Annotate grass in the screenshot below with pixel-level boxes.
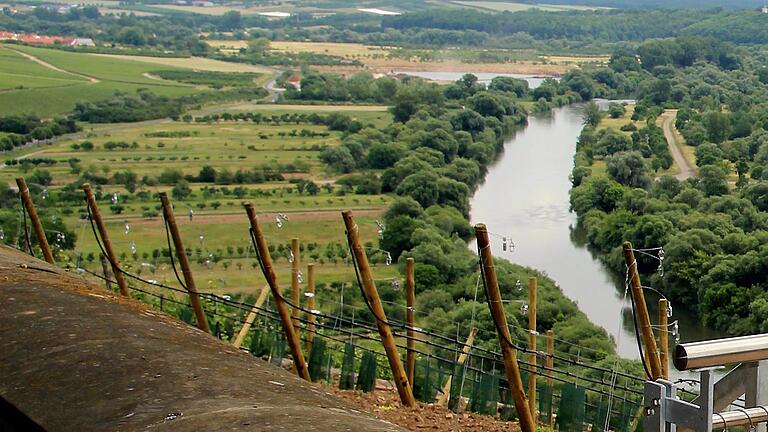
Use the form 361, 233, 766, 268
0, 45, 274, 117
1, 118, 344, 183
4, 104, 396, 292
0, 44, 202, 117
69, 206, 394, 292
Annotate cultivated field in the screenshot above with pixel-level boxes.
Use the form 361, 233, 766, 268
0, 45, 196, 117
0, 45, 275, 117
3, 104, 396, 291
451, 1, 610, 11
270, 41, 392, 58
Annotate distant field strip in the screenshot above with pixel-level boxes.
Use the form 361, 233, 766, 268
90, 54, 273, 74
268, 41, 391, 57
451, 1, 609, 11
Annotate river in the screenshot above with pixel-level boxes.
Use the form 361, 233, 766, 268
467, 104, 722, 368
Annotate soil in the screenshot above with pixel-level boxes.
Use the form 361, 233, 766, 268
333, 388, 523, 432
0, 245, 404, 432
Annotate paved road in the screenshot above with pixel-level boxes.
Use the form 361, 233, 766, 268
661, 110, 695, 180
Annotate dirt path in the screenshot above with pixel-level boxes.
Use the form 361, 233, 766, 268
10, 48, 100, 83
662, 110, 695, 180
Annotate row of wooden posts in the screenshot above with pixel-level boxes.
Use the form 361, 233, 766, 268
15, 176, 665, 432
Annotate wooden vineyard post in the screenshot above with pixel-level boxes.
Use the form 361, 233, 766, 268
659, 298, 670, 379
245, 203, 310, 381
622, 242, 663, 379
16, 177, 54, 264
546, 329, 554, 429
306, 263, 316, 355
160, 193, 210, 334
528, 277, 537, 416
232, 285, 270, 348
342, 210, 416, 407
99, 253, 112, 291
291, 238, 300, 329
475, 223, 536, 432
406, 257, 416, 385
436, 327, 477, 406
83, 183, 129, 297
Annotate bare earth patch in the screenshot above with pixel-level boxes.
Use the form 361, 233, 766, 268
333, 387, 523, 432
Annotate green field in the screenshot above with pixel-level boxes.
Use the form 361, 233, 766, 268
0, 106, 390, 184
0, 45, 266, 117
3, 105, 394, 292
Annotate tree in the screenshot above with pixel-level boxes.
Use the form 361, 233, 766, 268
606, 151, 651, 188
396, 171, 441, 208
450, 109, 485, 135
380, 215, 423, 260
319, 146, 355, 173
583, 101, 602, 128
703, 111, 731, 144
367, 143, 404, 169
489, 76, 529, 97
698, 165, 729, 196
171, 180, 192, 200
593, 129, 631, 157
220, 11, 242, 30
248, 37, 270, 54
608, 103, 626, 119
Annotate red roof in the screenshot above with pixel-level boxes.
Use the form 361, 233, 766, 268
17, 33, 70, 45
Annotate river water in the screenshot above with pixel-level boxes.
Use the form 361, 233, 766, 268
395, 70, 724, 377
468, 104, 722, 365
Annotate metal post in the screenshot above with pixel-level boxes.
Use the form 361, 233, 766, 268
16, 177, 54, 264
547, 329, 554, 428
233, 285, 270, 348
343, 210, 415, 407
83, 183, 129, 297
529, 277, 537, 416
291, 238, 300, 329
160, 193, 210, 334
306, 263, 316, 355
246, 203, 310, 381
475, 223, 536, 432
659, 298, 669, 380
623, 241, 662, 379
406, 257, 416, 385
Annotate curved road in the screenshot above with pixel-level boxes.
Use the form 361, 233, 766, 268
661, 110, 695, 180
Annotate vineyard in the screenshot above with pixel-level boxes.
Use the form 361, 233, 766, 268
4, 174, 679, 432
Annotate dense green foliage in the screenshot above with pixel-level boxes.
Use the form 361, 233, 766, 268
570, 37, 768, 335
71, 87, 266, 123
0, 115, 79, 151
151, 70, 260, 88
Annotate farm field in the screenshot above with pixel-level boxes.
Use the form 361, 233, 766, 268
91, 53, 273, 74
451, 1, 610, 11
0, 115, 380, 185
0, 45, 272, 117
2, 104, 396, 292
0, 45, 196, 117
67, 205, 395, 293
207, 39, 600, 75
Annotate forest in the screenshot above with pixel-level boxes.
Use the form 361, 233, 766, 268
565, 36, 768, 335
